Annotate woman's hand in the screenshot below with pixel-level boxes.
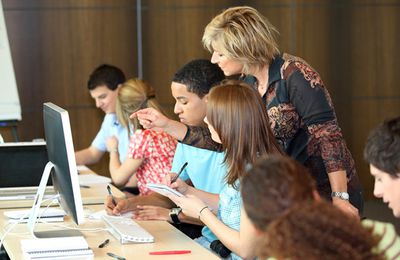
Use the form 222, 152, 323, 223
167, 194, 207, 219
130, 108, 169, 131
133, 205, 171, 222
332, 198, 359, 219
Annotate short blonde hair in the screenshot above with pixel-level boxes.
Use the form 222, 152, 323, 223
116, 78, 165, 132
202, 6, 280, 73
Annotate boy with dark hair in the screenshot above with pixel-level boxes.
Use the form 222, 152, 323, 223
75, 64, 129, 166
364, 116, 400, 218
105, 59, 226, 239
241, 155, 400, 259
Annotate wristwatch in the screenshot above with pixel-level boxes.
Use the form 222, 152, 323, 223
169, 207, 182, 224
331, 191, 349, 201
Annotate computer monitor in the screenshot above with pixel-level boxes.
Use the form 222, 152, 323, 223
28, 102, 84, 238
0, 141, 51, 188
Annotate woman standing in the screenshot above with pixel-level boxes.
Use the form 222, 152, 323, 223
134, 6, 362, 217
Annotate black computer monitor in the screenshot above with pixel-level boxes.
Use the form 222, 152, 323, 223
28, 102, 84, 238
0, 141, 51, 188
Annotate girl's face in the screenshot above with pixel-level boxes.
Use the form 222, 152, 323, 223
210, 45, 243, 76
204, 117, 221, 144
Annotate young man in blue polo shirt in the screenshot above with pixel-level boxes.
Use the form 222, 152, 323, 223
75, 64, 129, 166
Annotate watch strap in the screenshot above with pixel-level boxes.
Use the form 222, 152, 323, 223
331, 191, 349, 200
169, 208, 182, 224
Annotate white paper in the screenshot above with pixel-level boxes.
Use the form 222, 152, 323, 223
78, 173, 111, 185
21, 236, 89, 252
146, 183, 184, 197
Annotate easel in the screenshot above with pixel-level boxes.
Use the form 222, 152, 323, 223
0, 120, 19, 142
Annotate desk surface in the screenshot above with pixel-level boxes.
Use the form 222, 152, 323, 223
1, 205, 219, 259
0, 167, 124, 209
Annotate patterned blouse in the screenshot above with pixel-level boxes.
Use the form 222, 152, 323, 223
182, 53, 361, 202
128, 129, 177, 195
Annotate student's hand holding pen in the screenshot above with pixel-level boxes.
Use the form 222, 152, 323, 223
104, 194, 131, 215
162, 172, 192, 196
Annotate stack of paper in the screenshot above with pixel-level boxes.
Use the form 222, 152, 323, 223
20, 236, 93, 259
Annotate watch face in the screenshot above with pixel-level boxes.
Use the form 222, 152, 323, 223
170, 208, 181, 224
341, 192, 349, 200
172, 208, 182, 215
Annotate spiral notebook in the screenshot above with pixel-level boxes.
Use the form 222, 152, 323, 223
20, 236, 93, 259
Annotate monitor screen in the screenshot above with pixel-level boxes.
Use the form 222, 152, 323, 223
43, 102, 84, 225
0, 142, 51, 188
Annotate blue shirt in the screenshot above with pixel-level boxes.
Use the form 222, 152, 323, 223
218, 182, 242, 260
171, 143, 226, 194
171, 143, 226, 241
91, 113, 129, 163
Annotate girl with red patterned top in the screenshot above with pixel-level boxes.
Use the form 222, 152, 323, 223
106, 79, 176, 196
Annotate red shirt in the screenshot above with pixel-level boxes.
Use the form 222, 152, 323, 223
128, 129, 177, 195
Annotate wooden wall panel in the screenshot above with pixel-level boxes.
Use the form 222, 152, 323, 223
2, 0, 399, 199
3, 0, 138, 174
346, 2, 400, 199
141, 0, 238, 116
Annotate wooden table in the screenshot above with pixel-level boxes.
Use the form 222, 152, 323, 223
0, 204, 219, 259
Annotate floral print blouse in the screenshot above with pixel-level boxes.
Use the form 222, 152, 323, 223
182, 53, 361, 201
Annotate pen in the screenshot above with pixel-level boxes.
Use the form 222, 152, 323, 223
171, 162, 188, 183
107, 252, 126, 260
149, 250, 191, 255
98, 238, 110, 248
107, 185, 117, 206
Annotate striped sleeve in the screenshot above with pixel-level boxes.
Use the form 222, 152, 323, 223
362, 219, 400, 259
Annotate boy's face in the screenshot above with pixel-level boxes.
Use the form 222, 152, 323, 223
171, 82, 207, 126
370, 164, 400, 217
89, 85, 118, 114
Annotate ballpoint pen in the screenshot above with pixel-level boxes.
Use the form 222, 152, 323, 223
107, 185, 117, 205
107, 252, 126, 260
171, 162, 188, 183
98, 238, 110, 248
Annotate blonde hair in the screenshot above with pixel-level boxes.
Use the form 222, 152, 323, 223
202, 6, 280, 74
116, 78, 165, 132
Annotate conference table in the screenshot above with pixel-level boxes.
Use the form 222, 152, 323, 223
0, 168, 220, 259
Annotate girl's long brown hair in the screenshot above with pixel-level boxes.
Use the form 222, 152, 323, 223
206, 80, 282, 186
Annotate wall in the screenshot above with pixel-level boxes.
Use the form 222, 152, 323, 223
2, 0, 399, 199
2, 0, 138, 174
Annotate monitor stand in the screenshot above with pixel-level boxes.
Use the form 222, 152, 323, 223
27, 161, 82, 238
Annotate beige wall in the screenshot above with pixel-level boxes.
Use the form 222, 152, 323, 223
2, 0, 399, 199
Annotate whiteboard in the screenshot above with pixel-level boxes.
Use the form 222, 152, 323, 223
0, 0, 21, 121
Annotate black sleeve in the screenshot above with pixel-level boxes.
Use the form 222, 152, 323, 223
181, 125, 223, 152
